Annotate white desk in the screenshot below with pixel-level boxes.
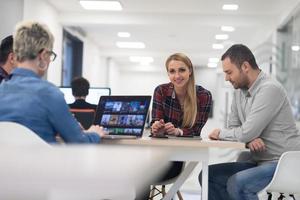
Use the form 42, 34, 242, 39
0, 145, 170, 200
102, 137, 245, 200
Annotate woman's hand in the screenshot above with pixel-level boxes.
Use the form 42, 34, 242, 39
164, 122, 181, 136
86, 125, 108, 138
151, 119, 165, 136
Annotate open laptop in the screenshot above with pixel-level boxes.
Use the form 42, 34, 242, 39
94, 96, 151, 139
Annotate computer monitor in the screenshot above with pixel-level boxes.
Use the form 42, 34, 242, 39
59, 87, 111, 105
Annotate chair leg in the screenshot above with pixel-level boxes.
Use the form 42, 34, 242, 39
149, 186, 155, 200
267, 192, 272, 200
162, 185, 166, 197
177, 191, 183, 200
278, 193, 285, 200
290, 194, 296, 200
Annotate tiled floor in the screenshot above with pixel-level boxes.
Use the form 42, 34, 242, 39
175, 191, 200, 200
151, 190, 201, 200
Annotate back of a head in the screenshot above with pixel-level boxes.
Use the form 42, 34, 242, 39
71, 77, 90, 97
13, 21, 54, 63
0, 35, 13, 65
221, 44, 259, 69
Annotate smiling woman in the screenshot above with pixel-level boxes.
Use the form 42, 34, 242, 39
141, 52, 213, 199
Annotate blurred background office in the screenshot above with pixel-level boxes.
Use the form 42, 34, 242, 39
1, 0, 300, 198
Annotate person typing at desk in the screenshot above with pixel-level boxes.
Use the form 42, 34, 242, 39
68, 77, 97, 111
0, 21, 106, 144
199, 44, 300, 200
146, 53, 212, 199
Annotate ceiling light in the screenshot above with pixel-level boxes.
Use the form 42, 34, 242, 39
79, 1, 122, 11
116, 42, 145, 49
221, 26, 235, 32
212, 44, 224, 50
117, 32, 130, 38
291, 45, 300, 51
208, 57, 220, 63
208, 63, 218, 68
215, 34, 229, 40
129, 56, 153, 63
222, 4, 239, 10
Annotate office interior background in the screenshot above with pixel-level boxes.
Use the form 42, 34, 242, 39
1, 0, 300, 198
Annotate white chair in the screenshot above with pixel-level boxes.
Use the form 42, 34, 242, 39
150, 163, 185, 200
264, 151, 300, 200
0, 121, 49, 146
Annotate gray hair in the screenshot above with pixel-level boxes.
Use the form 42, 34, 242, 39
13, 21, 54, 62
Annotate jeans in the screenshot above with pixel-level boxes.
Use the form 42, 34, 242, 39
199, 161, 277, 200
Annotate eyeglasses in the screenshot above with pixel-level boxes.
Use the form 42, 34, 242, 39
39, 49, 57, 62
47, 50, 57, 62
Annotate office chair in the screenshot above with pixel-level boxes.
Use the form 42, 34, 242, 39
149, 163, 185, 200
0, 121, 49, 146
264, 151, 300, 200
70, 108, 96, 129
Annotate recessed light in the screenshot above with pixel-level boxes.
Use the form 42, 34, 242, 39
208, 63, 218, 68
222, 4, 239, 10
212, 44, 224, 50
221, 26, 235, 32
208, 58, 220, 63
291, 45, 300, 51
116, 42, 145, 49
117, 32, 130, 38
215, 34, 229, 40
79, 1, 122, 11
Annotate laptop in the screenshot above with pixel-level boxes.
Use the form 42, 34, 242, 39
94, 96, 151, 139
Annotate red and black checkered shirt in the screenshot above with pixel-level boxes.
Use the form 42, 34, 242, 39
151, 83, 212, 136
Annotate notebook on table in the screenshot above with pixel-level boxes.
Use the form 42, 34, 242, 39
94, 96, 151, 139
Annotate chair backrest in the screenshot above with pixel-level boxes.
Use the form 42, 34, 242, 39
70, 109, 95, 129
0, 121, 49, 146
154, 162, 186, 185
266, 151, 300, 195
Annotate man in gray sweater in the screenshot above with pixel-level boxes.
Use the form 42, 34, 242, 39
199, 44, 300, 200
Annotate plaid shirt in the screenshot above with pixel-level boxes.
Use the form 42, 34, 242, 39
151, 83, 212, 136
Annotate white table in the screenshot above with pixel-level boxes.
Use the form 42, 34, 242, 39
102, 137, 245, 200
0, 145, 170, 200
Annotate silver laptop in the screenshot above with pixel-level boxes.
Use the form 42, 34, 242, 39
94, 96, 151, 139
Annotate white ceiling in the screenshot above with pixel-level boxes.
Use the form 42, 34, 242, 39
47, 0, 300, 69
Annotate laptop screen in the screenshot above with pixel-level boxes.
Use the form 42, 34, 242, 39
94, 96, 151, 137
59, 87, 111, 104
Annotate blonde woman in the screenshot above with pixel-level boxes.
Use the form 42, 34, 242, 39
151, 53, 212, 137
141, 53, 212, 199
0, 21, 106, 143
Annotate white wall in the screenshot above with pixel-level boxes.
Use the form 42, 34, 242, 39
22, 0, 108, 87
117, 68, 168, 95
107, 58, 121, 95
23, 0, 63, 85
0, 0, 24, 40
82, 40, 108, 87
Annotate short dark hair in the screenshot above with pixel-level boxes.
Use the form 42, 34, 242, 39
221, 44, 259, 69
71, 77, 90, 97
0, 35, 13, 65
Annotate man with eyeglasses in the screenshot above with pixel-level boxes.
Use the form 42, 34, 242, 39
0, 21, 107, 144
0, 35, 16, 83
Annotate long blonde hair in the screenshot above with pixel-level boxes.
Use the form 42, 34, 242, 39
165, 53, 197, 128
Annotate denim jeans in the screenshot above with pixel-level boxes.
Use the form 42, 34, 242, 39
199, 161, 277, 200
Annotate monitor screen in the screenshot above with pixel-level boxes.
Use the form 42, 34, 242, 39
59, 87, 111, 105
